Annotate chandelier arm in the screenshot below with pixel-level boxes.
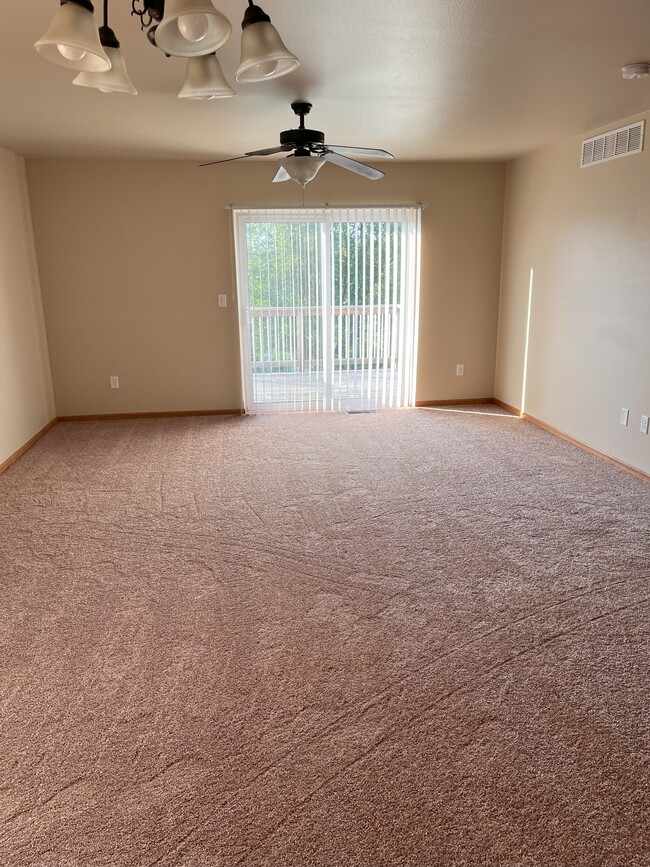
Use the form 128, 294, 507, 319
131, 0, 154, 30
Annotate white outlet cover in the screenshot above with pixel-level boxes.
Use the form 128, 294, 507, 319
641, 415, 649, 434
218, 294, 227, 308
110, 376, 119, 389
620, 408, 629, 426
456, 364, 464, 376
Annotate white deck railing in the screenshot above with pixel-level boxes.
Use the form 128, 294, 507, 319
249, 305, 401, 373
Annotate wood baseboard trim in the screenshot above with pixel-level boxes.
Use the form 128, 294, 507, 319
416, 397, 494, 407
57, 409, 243, 422
522, 412, 649, 484
0, 418, 58, 477
492, 398, 523, 417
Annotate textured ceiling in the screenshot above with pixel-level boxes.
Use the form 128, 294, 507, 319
1, 0, 650, 161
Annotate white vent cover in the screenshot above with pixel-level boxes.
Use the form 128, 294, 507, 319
581, 121, 645, 167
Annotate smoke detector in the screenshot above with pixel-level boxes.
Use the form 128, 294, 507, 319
621, 63, 650, 80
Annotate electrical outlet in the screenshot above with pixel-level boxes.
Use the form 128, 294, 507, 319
218, 294, 227, 308
641, 415, 649, 435
456, 364, 464, 376
110, 376, 119, 389
620, 407, 629, 426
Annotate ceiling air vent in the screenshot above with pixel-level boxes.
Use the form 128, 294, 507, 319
581, 121, 645, 167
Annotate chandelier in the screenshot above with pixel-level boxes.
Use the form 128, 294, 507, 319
34, 0, 300, 98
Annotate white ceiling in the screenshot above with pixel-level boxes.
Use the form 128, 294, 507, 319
2, 0, 650, 162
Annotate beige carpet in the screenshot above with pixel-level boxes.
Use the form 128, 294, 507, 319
0, 408, 648, 867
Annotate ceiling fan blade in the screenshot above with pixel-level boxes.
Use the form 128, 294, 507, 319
272, 165, 291, 183
245, 146, 292, 156
323, 151, 385, 181
200, 154, 252, 167
324, 145, 394, 159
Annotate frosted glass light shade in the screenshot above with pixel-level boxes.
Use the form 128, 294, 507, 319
236, 21, 299, 82
73, 46, 137, 94
155, 0, 231, 57
34, 0, 111, 72
178, 13, 210, 43
178, 54, 235, 99
282, 155, 325, 187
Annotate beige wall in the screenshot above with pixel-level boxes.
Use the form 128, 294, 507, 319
26, 159, 505, 416
0, 147, 54, 465
495, 111, 650, 475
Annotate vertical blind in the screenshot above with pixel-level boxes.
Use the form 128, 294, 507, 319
233, 207, 421, 413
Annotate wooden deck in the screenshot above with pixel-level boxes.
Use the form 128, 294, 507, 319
251, 367, 402, 410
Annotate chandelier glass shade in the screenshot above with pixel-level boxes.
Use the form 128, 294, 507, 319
236, 20, 299, 82
73, 43, 138, 94
34, 0, 111, 72
178, 54, 235, 99
154, 0, 232, 57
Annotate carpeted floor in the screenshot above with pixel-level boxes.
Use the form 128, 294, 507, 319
0, 408, 648, 867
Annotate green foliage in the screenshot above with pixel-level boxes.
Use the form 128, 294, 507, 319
245, 220, 403, 309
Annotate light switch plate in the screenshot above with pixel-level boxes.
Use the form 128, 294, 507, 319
620, 407, 629, 426
641, 415, 649, 435
218, 294, 227, 308
456, 364, 464, 376
110, 376, 119, 389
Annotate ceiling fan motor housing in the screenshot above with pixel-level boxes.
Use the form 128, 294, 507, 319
280, 128, 325, 149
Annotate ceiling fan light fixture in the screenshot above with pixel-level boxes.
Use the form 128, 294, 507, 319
281, 155, 326, 188
236, 2, 298, 83
34, 0, 111, 72
72, 26, 137, 94
621, 62, 650, 80
154, 0, 232, 57
178, 53, 235, 99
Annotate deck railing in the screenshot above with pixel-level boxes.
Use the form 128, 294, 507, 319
249, 305, 401, 373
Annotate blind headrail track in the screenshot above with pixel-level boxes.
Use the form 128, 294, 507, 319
226, 203, 427, 211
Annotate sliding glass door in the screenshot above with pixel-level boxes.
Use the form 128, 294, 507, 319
233, 207, 421, 412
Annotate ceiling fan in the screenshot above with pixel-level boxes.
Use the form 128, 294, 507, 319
201, 102, 394, 187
